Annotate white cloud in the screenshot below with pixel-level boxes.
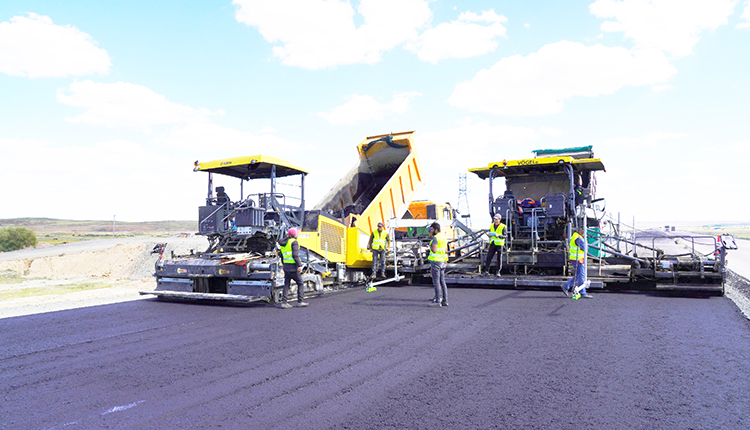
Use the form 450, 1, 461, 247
233, 0, 431, 69
153, 123, 312, 155
449, 41, 676, 117
595, 137, 750, 223
260, 125, 277, 133
0, 138, 194, 220
0, 13, 110, 78
540, 126, 566, 137
728, 139, 750, 152
589, 0, 736, 57
57, 81, 222, 128
418, 120, 541, 225
0, 131, 315, 220
651, 84, 673, 93
458, 10, 507, 23
739, 1, 750, 29
601, 131, 688, 149
234, 1, 509, 68
318, 91, 421, 125
405, 10, 507, 64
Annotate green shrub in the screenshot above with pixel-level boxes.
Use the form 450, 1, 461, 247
0, 226, 38, 252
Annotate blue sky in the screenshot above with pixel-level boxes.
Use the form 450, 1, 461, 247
1, 0, 749, 226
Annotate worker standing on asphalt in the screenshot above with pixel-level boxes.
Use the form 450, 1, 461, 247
368, 222, 389, 279
483, 213, 506, 276
278, 228, 309, 308
428, 222, 449, 307
563, 225, 592, 299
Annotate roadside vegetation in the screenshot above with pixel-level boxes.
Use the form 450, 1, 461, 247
0, 270, 26, 284
0, 226, 37, 252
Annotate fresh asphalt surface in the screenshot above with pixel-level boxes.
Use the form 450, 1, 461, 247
2, 285, 750, 429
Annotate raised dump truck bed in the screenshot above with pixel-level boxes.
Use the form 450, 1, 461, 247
300, 131, 424, 269
315, 131, 423, 235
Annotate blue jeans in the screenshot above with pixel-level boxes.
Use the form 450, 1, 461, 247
431, 261, 448, 303
564, 260, 586, 293
371, 249, 386, 276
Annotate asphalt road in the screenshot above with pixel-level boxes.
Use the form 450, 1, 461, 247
2, 286, 750, 430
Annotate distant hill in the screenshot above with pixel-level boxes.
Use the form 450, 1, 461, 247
0, 218, 196, 232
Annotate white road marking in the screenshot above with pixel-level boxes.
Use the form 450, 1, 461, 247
101, 400, 146, 415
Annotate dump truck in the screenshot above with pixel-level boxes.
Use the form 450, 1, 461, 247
396, 201, 457, 240
142, 131, 424, 303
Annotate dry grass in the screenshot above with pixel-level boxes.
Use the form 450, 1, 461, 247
684, 225, 750, 241
0, 280, 115, 300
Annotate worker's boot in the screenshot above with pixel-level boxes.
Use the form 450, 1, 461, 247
279, 301, 292, 309
560, 284, 569, 297
296, 301, 309, 307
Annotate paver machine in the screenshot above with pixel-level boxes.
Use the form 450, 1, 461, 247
406, 146, 736, 294
142, 155, 319, 303
142, 131, 426, 303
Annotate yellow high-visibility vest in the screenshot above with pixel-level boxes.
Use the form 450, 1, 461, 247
489, 222, 506, 246
428, 233, 448, 262
569, 232, 585, 262
372, 229, 388, 251
281, 238, 297, 264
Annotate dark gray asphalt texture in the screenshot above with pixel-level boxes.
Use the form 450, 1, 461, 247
2, 286, 750, 430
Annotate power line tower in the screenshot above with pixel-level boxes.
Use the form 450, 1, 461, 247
457, 173, 471, 228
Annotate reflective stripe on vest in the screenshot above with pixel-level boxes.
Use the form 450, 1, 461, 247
428, 233, 449, 262
569, 232, 585, 262
489, 222, 506, 246
372, 229, 388, 250
281, 238, 297, 264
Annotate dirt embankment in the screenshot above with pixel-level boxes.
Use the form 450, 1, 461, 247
2, 243, 144, 279
0, 236, 207, 319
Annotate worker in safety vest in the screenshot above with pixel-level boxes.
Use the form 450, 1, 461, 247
277, 228, 309, 308
428, 222, 449, 307
563, 225, 592, 299
368, 222, 389, 280
483, 213, 507, 276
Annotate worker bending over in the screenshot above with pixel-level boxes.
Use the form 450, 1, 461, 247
483, 213, 506, 276
368, 222, 389, 279
563, 226, 592, 299
278, 228, 309, 308
429, 222, 449, 307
